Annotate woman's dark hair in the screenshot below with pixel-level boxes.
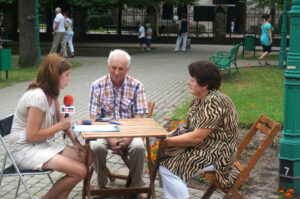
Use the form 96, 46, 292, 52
63, 10, 70, 17
188, 61, 221, 90
262, 14, 270, 20
28, 53, 71, 99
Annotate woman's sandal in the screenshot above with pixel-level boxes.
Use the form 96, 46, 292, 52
258, 59, 262, 65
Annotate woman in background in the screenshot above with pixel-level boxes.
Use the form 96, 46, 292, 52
63, 11, 75, 58
258, 14, 273, 65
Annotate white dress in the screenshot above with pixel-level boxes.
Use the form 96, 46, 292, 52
5, 88, 65, 170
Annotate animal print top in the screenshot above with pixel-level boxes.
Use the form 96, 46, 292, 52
160, 90, 240, 189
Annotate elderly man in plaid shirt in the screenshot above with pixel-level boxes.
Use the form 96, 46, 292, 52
88, 49, 148, 199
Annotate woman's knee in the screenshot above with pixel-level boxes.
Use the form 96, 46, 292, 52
74, 163, 88, 179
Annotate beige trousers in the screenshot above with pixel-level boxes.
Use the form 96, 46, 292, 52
90, 138, 146, 188
49, 32, 67, 57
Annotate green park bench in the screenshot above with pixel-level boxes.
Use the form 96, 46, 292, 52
209, 42, 242, 82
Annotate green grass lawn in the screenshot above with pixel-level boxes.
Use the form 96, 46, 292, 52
171, 66, 285, 128
0, 58, 82, 88
238, 54, 279, 60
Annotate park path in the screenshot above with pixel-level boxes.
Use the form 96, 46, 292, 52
0, 43, 278, 198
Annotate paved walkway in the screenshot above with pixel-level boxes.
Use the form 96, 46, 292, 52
0, 43, 278, 199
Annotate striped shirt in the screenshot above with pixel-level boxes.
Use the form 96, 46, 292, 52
88, 75, 148, 118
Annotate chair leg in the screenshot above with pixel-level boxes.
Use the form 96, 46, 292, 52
234, 62, 239, 72
0, 154, 8, 185
15, 177, 20, 199
18, 175, 34, 199
105, 167, 116, 182
201, 184, 217, 199
47, 173, 54, 185
228, 68, 234, 82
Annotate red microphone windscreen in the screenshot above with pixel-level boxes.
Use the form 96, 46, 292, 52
64, 95, 73, 106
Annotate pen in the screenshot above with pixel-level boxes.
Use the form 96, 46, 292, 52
108, 121, 121, 125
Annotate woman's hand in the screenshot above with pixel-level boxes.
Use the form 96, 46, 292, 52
59, 117, 71, 131
73, 139, 85, 158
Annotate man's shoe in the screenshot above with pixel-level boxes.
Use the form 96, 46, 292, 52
136, 193, 147, 199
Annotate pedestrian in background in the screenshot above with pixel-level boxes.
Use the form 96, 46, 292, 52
63, 11, 75, 58
258, 14, 273, 65
174, 13, 189, 52
145, 23, 152, 52
49, 7, 67, 58
137, 22, 145, 52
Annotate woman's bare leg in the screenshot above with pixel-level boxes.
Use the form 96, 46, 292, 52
258, 51, 269, 64
41, 146, 93, 199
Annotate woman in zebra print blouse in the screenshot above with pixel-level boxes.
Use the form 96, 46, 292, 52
159, 61, 240, 199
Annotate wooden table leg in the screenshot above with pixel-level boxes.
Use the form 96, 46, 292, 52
146, 138, 155, 199
153, 138, 165, 181
152, 138, 166, 199
82, 140, 91, 199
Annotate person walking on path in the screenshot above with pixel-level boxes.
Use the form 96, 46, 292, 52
63, 11, 75, 58
258, 14, 273, 65
145, 23, 152, 52
137, 22, 145, 52
88, 49, 149, 199
174, 13, 189, 52
49, 7, 67, 58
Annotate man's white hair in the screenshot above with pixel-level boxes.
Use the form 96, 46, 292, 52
108, 49, 131, 68
55, 7, 61, 13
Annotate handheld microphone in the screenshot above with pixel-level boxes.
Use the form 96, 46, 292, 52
61, 95, 75, 139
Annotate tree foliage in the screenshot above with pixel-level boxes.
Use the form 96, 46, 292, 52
244, 0, 292, 11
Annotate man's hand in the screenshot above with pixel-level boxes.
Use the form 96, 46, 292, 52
108, 138, 133, 156
116, 138, 132, 150
107, 138, 123, 155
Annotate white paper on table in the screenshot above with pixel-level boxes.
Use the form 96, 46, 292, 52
72, 125, 119, 132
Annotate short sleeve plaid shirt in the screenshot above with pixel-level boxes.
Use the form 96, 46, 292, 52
88, 75, 148, 119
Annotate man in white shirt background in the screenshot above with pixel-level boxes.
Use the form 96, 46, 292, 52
137, 22, 145, 52
49, 7, 67, 57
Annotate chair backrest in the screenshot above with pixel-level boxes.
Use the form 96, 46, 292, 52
230, 43, 241, 61
231, 114, 281, 189
146, 101, 155, 118
0, 115, 14, 137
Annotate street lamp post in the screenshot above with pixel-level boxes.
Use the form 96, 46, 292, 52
279, 0, 288, 69
279, 0, 300, 195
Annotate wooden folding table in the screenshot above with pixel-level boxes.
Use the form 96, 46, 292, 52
80, 118, 169, 199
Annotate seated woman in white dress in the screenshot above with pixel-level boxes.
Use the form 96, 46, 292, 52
6, 53, 93, 199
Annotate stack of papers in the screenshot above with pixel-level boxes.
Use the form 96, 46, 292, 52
73, 125, 119, 132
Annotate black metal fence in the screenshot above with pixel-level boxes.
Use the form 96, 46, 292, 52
39, 8, 284, 38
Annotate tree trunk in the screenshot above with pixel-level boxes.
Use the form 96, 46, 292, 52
214, 5, 227, 42
18, 0, 38, 68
